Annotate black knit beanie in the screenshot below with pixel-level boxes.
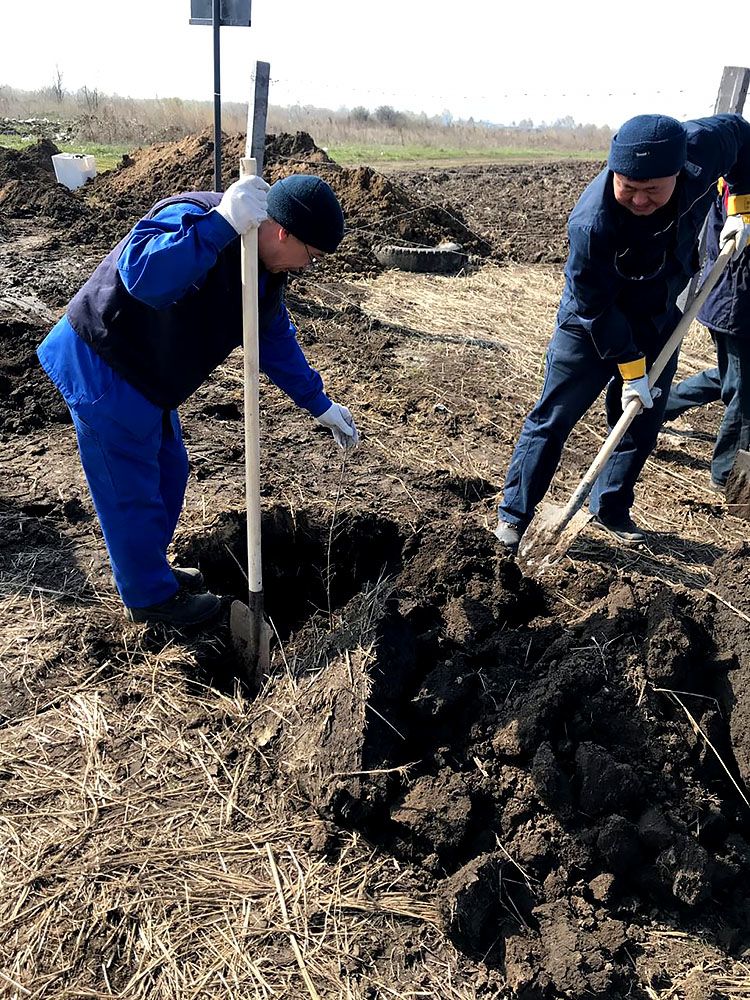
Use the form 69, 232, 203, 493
267, 174, 345, 253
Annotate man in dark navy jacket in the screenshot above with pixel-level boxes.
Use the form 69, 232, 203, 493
663, 185, 750, 491
495, 113, 750, 553
38, 173, 358, 626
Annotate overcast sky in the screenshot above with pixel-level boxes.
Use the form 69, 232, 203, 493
2, 0, 749, 127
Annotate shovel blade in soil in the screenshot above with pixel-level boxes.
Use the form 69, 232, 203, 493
230, 595, 272, 689
517, 504, 592, 574
726, 450, 750, 520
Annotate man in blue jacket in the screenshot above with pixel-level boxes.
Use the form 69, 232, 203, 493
662, 187, 750, 491
495, 113, 750, 553
38, 173, 358, 626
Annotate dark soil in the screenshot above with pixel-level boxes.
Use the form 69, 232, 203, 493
261, 522, 750, 997
399, 160, 605, 263
2, 133, 749, 999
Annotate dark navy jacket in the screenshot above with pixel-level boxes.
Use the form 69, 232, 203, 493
698, 195, 750, 339
54, 193, 330, 414
557, 114, 750, 364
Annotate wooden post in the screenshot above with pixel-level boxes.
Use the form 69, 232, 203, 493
714, 66, 750, 114
247, 61, 270, 177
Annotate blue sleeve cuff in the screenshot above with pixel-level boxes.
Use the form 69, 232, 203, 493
308, 392, 332, 418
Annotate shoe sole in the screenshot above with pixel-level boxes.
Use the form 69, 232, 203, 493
125, 601, 222, 627
590, 520, 645, 547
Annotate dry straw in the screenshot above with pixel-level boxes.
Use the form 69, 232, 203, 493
1, 260, 743, 998
0, 617, 459, 998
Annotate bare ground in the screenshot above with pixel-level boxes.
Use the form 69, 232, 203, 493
1, 134, 750, 1000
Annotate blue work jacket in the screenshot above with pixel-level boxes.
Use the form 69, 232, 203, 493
39, 193, 331, 415
557, 114, 750, 364
698, 195, 750, 339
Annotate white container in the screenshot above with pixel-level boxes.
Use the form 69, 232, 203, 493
51, 153, 97, 190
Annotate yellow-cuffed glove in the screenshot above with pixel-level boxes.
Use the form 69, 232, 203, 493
721, 193, 750, 259
618, 358, 661, 412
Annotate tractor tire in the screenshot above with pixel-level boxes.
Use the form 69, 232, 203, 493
374, 244, 469, 275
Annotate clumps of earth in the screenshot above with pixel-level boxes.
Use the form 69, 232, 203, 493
0, 138, 85, 223
175, 506, 750, 999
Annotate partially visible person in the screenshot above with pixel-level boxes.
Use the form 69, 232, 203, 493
663, 367, 720, 423
662, 183, 750, 491
495, 113, 750, 553
38, 174, 359, 626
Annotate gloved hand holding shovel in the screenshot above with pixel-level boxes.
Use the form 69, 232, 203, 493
518, 237, 738, 573
621, 375, 660, 409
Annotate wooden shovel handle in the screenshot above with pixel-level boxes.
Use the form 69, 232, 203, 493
239, 156, 263, 596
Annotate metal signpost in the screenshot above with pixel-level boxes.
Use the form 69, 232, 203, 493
189, 0, 252, 191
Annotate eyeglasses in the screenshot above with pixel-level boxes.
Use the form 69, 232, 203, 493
613, 247, 667, 282
303, 243, 319, 268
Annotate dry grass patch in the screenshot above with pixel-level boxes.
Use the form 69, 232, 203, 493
350, 264, 748, 588
0, 591, 484, 999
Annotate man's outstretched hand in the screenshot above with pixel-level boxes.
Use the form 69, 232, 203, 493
317, 402, 360, 450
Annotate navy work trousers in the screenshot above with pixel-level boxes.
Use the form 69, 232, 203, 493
664, 332, 750, 485
500, 323, 679, 529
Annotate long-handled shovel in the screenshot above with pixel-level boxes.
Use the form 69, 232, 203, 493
518, 239, 737, 572
230, 155, 272, 686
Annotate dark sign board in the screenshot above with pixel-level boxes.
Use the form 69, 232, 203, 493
189, 0, 251, 26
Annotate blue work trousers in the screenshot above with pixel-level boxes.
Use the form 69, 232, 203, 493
70, 399, 189, 608
500, 324, 679, 529
39, 320, 189, 609
663, 367, 721, 419
664, 332, 750, 485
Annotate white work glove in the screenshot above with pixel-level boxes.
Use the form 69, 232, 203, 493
621, 376, 661, 411
317, 402, 360, 450
215, 175, 269, 235
720, 214, 750, 259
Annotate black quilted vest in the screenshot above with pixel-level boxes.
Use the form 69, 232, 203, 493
67, 192, 285, 409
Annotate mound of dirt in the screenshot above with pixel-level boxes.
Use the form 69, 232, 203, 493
0, 179, 89, 224
45, 129, 482, 269
0, 138, 90, 224
265, 129, 335, 166
2, 132, 591, 273
0, 137, 58, 185
243, 518, 750, 999
709, 542, 750, 786
0, 292, 69, 436
326, 164, 482, 273
400, 160, 605, 264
